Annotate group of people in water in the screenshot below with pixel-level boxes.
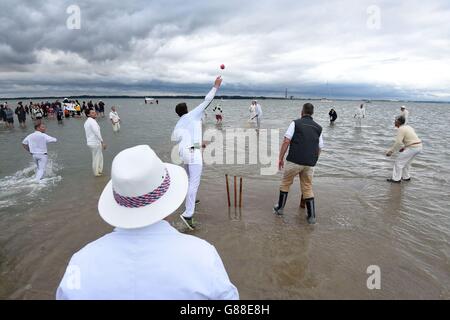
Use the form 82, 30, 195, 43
1, 75, 425, 299
0, 99, 109, 129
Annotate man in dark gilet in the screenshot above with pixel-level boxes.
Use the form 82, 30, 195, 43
273, 103, 324, 224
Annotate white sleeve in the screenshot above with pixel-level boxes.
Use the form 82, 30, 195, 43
45, 134, 57, 143
319, 134, 324, 149
284, 122, 295, 140
189, 87, 217, 121
22, 136, 29, 145
210, 246, 239, 300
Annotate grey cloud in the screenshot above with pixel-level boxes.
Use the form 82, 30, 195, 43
0, 0, 449, 100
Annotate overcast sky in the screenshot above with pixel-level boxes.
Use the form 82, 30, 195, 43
1, 0, 449, 100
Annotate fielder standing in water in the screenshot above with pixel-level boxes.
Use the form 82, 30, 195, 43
172, 76, 223, 230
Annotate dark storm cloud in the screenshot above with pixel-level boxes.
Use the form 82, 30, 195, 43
0, 0, 450, 100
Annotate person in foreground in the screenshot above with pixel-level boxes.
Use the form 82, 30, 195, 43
172, 76, 222, 230
56, 145, 239, 300
273, 103, 323, 224
22, 123, 57, 182
385, 115, 422, 183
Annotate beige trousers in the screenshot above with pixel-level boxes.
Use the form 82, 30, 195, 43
280, 161, 315, 199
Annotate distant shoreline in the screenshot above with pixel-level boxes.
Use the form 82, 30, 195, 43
1, 95, 448, 104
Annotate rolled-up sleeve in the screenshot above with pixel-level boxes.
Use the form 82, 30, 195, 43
284, 122, 295, 140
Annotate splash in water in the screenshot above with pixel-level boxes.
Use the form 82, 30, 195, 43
0, 153, 62, 211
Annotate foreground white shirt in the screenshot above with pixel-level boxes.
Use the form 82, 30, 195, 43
84, 117, 103, 146
172, 87, 217, 165
285, 121, 324, 148
56, 220, 239, 300
22, 131, 57, 154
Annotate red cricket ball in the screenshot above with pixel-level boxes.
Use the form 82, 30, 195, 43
220, 64, 225, 70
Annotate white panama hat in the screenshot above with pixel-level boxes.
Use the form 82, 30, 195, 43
98, 145, 188, 229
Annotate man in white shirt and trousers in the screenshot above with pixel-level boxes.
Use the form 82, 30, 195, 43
250, 100, 263, 130
56, 145, 239, 300
22, 123, 57, 182
400, 106, 410, 124
84, 109, 106, 177
109, 106, 121, 132
172, 76, 222, 230
354, 104, 366, 127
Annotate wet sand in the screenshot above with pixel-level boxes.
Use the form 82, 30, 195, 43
1, 175, 448, 300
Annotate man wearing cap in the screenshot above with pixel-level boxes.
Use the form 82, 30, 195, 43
56, 145, 239, 300
400, 106, 410, 124
273, 103, 323, 224
386, 115, 422, 183
172, 76, 222, 230
84, 109, 106, 176
22, 123, 57, 181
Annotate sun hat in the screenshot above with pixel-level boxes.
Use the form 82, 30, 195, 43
98, 145, 188, 229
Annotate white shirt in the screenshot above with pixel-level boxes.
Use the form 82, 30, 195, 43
285, 121, 324, 149
355, 107, 366, 118
84, 117, 103, 146
255, 104, 263, 118
400, 109, 410, 124
172, 87, 217, 165
56, 220, 239, 300
213, 105, 223, 115
22, 131, 57, 154
249, 104, 256, 118
109, 111, 120, 124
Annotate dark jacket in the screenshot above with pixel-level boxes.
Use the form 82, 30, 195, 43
286, 116, 322, 167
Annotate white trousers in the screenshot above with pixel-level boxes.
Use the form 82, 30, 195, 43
88, 144, 103, 176
355, 117, 362, 127
392, 147, 422, 181
256, 116, 261, 129
112, 122, 120, 132
182, 164, 203, 218
32, 154, 48, 181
